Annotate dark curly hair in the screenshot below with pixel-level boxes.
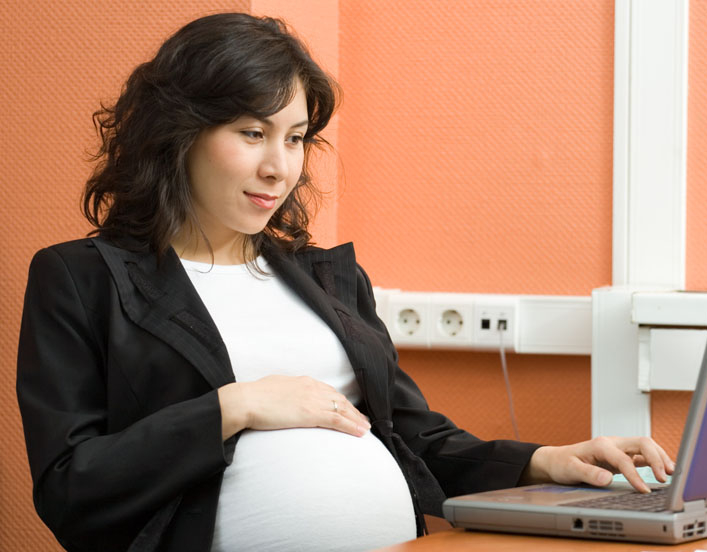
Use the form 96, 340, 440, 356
83, 12, 339, 258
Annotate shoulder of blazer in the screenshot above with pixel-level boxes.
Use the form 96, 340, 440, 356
88, 237, 234, 389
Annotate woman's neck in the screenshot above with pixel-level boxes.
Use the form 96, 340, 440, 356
171, 228, 254, 265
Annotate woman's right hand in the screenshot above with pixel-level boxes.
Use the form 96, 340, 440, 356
217, 376, 371, 441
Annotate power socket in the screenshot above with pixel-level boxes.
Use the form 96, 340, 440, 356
471, 298, 517, 351
397, 308, 422, 336
440, 309, 463, 336
386, 292, 430, 347
375, 290, 519, 351
428, 293, 473, 348
373, 289, 589, 353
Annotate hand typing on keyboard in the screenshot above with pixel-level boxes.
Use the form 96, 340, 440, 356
520, 436, 675, 494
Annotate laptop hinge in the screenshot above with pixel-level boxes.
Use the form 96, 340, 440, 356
683, 499, 706, 512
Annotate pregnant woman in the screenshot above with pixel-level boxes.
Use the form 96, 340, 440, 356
16, 12, 673, 552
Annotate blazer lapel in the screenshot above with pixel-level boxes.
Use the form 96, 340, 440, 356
93, 238, 234, 389
264, 242, 392, 422
262, 242, 356, 340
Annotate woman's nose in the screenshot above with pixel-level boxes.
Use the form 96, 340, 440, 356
258, 142, 288, 182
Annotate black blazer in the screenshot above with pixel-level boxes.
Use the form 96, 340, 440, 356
16, 237, 539, 552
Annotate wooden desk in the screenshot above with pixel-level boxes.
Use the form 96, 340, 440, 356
376, 529, 707, 551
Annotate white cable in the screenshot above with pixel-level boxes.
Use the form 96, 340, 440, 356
499, 323, 520, 440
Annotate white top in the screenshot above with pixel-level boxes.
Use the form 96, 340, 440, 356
180, 258, 416, 552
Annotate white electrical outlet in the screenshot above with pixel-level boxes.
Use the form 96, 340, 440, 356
440, 310, 463, 335
428, 293, 473, 348
397, 308, 422, 335
471, 298, 518, 351
386, 292, 430, 347
374, 289, 590, 353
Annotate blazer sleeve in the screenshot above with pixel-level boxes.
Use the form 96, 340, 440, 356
16, 247, 228, 551
353, 263, 542, 500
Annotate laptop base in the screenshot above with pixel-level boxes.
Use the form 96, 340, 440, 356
444, 499, 707, 544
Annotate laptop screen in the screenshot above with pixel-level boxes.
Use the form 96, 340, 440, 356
683, 394, 707, 502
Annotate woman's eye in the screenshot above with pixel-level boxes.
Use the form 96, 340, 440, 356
241, 130, 263, 140
287, 135, 304, 145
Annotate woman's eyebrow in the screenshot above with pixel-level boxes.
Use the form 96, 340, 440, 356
257, 117, 309, 129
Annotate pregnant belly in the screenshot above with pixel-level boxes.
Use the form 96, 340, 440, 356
211, 428, 417, 552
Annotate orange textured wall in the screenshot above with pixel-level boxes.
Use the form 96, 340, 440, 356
336, 0, 613, 452
338, 0, 614, 296
399, 351, 590, 444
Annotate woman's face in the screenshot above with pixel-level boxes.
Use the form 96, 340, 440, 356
185, 80, 309, 257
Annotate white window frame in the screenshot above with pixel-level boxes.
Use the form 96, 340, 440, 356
592, 0, 690, 437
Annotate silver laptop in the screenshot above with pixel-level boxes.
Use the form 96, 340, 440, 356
442, 343, 707, 544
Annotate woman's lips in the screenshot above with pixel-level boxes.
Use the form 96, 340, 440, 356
245, 192, 277, 210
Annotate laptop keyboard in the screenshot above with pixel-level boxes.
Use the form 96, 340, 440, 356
562, 487, 669, 512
